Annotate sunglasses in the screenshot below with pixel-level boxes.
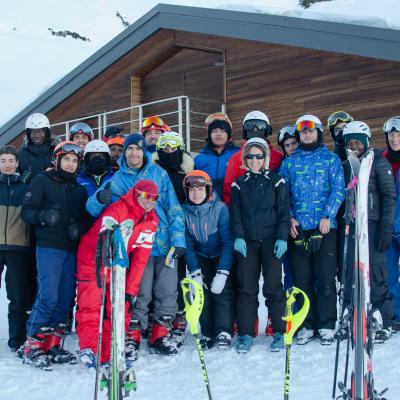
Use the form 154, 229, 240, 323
184, 175, 207, 189
246, 153, 265, 160
136, 190, 159, 201
383, 117, 400, 133
296, 120, 319, 132
142, 116, 165, 130
243, 120, 269, 132
278, 126, 296, 142
328, 111, 352, 127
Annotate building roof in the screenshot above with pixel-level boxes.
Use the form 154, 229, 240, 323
2, 3, 400, 145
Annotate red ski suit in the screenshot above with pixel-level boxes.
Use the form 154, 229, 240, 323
76, 186, 158, 362
222, 140, 283, 205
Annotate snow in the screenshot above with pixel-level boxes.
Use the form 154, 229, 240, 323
1, 274, 399, 400
1, 0, 400, 127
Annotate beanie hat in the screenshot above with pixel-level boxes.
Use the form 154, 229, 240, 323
134, 179, 158, 198
343, 133, 370, 150
207, 120, 232, 137
123, 133, 147, 155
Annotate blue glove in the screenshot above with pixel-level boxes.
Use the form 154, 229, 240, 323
274, 239, 287, 259
234, 238, 247, 258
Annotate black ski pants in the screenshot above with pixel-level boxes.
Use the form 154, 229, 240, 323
0, 250, 36, 349
176, 257, 187, 312
198, 255, 235, 339
236, 239, 286, 336
288, 229, 337, 330
340, 221, 393, 328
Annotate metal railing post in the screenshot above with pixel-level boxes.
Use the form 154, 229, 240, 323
103, 114, 107, 138
221, 103, 226, 113
97, 115, 102, 139
138, 106, 143, 131
66, 122, 70, 140
185, 97, 191, 152
178, 97, 183, 138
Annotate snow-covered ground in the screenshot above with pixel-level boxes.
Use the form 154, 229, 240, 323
1, 274, 399, 400
1, 0, 400, 127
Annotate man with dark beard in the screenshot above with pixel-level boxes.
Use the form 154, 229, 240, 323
77, 140, 114, 196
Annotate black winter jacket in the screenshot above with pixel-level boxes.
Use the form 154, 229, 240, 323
21, 170, 91, 252
0, 174, 30, 253
230, 170, 290, 241
18, 142, 55, 183
342, 149, 396, 231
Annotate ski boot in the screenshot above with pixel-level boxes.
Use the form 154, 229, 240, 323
318, 328, 335, 345
22, 327, 53, 369
270, 332, 285, 352
79, 348, 97, 369
236, 335, 253, 354
265, 315, 274, 337
215, 332, 232, 349
375, 328, 392, 344
171, 311, 187, 348
149, 315, 178, 355
200, 335, 215, 350
296, 327, 316, 345
126, 319, 141, 362
46, 323, 77, 364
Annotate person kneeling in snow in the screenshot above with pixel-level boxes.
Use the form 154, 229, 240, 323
76, 180, 159, 368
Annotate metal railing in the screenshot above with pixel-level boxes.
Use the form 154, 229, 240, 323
51, 96, 225, 152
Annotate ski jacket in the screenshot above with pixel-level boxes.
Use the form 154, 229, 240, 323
21, 170, 91, 252
152, 151, 194, 204
77, 168, 114, 197
230, 170, 290, 241
18, 142, 55, 183
343, 149, 396, 230
0, 174, 30, 252
394, 173, 400, 234
334, 141, 347, 162
86, 157, 185, 257
222, 140, 284, 205
77, 186, 159, 296
194, 143, 240, 199
383, 149, 400, 180
279, 145, 345, 230
183, 195, 233, 273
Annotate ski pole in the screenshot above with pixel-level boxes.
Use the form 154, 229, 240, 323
282, 287, 310, 400
332, 184, 356, 399
94, 230, 113, 400
181, 278, 212, 400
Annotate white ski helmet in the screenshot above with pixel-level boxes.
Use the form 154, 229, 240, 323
295, 115, 323, 133
242, 111, 272, 139
83, 139, 111, 157
342, 121, 371, 148
25, 113, 50, 130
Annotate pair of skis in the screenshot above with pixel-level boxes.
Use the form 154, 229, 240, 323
334, 150, 388, 400
95, 221, 136, 400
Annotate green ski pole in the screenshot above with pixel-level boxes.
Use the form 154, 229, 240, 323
181, 278, 213, 400
282, 287, 310, 400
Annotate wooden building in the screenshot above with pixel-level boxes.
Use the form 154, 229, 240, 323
1, 4, 400, 150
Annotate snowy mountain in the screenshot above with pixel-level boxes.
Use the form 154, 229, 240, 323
1, 0, 400, 126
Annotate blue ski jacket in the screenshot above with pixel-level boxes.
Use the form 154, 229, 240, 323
194, 143, 240, 198
279, 145, 345, 230
393, 172, 400, 234
183, 195, 233, 273
77, 168, 114, 197
86, 157, 185, 256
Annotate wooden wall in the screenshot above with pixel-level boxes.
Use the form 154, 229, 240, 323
11, 28, 400, 152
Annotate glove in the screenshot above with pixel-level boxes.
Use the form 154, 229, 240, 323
39, 206, 60, 226
234, 238, 247, 258
293, 227, 310, 255
376, 228, 392, 253
210, 270, 229, 295
274, 239, 287, 259
97, 182, 113, 205
125, 294, 137, 314
309, 229, 324, 253
68, 223, 82, 240
172, 247, 186, 259
190, 269, 204, 287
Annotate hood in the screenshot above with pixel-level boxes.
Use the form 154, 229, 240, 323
119, 184, 154, 221
152, 151, 194, 174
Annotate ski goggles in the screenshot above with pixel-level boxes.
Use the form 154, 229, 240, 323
135, 190, 159, 201
142, 116, 165, 130
184, 175, 208, 189
278, 126, 296, 143
296, 120, 321, 132
57, 143, 82, 155
246, 153, 265, 160
383, 117, 400, 133
328, 111, 352, 127
69, 123, 93, 135
243, 120, 269, 132
156, 135, 183, 149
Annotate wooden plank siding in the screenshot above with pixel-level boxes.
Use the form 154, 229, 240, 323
10, 28, 400, 152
